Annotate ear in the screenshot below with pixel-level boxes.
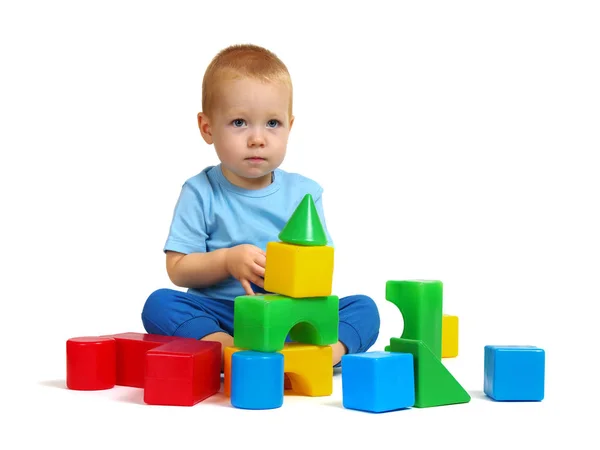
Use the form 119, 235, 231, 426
197, 112, 213, 145
289, 115, 295, 131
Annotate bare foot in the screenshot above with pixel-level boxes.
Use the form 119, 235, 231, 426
331, 341, 348, 366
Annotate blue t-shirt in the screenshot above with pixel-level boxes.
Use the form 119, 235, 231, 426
164, 164, 333, 302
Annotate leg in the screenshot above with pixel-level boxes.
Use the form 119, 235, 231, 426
141, 288, 235, 366
334, 294, 381, 366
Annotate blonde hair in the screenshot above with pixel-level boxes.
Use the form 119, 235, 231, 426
201, 44, 293, 117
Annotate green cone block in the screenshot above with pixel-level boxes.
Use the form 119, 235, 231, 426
387, 337, 470, 408
233, 294, 339, 352
386, 280, 443, 360
278, 194, 328, 246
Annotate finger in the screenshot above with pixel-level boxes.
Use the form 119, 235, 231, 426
240, 279, 254, 296
251, 274, 264, 288
255, 253, 266, 268
252, 263, 266, 278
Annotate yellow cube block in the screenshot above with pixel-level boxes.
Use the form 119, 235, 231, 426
224, 343, 332, 397
442, 314, 459, 358
263, 241, 334, 298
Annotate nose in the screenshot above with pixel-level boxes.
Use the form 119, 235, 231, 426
247, 127, 265, 148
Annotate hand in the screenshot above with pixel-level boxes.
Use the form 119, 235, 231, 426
225, 244, 266, 295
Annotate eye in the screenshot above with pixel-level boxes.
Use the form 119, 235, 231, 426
232, 119, 246, 127
267, 119, 280, 128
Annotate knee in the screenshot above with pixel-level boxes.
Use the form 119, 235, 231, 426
342, 294, 381, 327
141, 288, 177, 327
340, 294, 381, 347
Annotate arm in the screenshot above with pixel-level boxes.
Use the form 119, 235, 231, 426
313, 188, 334, 247
166, 249, 230, 289
166, 244, 266, 294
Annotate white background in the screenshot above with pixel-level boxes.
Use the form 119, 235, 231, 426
1, 0, 598, 448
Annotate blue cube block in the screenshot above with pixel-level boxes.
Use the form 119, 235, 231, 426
341, 351, 415, 413
231, 351, 284, 409
484, 345, 545, 401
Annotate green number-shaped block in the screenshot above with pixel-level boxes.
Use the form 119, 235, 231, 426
387, 337, 470, 408
234, 294, 339, 352
386, 280, 443, 360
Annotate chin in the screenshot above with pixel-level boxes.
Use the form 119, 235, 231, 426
239, 167, 272, 179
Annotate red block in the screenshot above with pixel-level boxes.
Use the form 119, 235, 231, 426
144, 339, 221, 406
66, 337, 116, 390
103, 332, 181, 388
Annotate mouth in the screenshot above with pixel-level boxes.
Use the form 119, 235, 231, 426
245, 156, 266, 162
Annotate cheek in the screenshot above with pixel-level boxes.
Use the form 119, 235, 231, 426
216, 130, 242, 150
275, 131, 290, 147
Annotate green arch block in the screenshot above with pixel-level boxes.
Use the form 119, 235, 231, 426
386, 280, 443, 360
387, 337, 470, 408
233, 294, 339, 352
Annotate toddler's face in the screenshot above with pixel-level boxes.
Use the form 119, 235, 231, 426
207, 77, 293, 187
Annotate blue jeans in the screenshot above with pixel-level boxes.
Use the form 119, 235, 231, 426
141, 288, 380, 365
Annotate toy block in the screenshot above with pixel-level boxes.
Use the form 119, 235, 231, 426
264, 241, 334, 298
102, 332, 181, 388
484, 345, 545, 401
234, 294, 339, 352
223, 346, 244, 396
278, 193, 328, 246
386, 280, 443, 359
282, 343, 332, 396
341, 351, 415, 413
442, 314, 459, 358
224, 343, 333, 397
144, 339, 221, 406
66, 337, 116, 390
231, 351, 284, 410
387, 337, 470, 408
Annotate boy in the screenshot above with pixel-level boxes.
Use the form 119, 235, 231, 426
141, 44, 380, 366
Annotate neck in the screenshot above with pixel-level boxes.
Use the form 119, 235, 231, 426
221, 166, 272, 190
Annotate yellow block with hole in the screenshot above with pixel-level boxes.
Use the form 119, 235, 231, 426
442, 314, 459, 358
263, 241, 334, 298
224, 343, 332, 397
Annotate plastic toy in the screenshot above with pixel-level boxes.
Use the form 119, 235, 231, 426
282, 342, 332, 396
341, 351, 415, 413
66, 332, 223, 405
66, 336, 116, 390
386, 280, 443, 359
223, 346, 243, 396
231, 351, 284, 410
263, 241, 334, 298
224, 343, 333, 397
442, 314, 459, 358
101, 332, 179, 388
278, 193, 328, 246
484, 345, 545, 401
144, 339, 221, 406
387, 337, 470, 407
385, 280, 470, 408
233, 294, 339, 352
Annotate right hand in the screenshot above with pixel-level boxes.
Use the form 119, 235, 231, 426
225, 244, 267, 296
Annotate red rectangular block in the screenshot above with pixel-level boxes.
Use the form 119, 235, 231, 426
103, 332, 183, 388
144, 339, 221, 406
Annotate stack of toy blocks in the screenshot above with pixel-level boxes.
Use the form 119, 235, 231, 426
382, 280, 471, 408
66, 332, 221, 406
224, 194, 338, 409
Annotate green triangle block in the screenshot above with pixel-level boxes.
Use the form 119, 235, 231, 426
389, 337, 471, 408
279, 194, 327, 246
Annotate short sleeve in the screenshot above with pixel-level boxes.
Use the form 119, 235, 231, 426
312, 186, 335, 248
163, 182, 209, 254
